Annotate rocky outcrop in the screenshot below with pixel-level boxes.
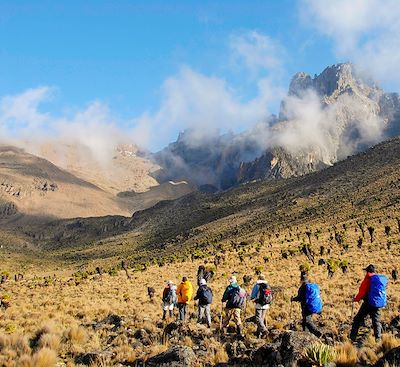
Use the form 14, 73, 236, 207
146, 346, 196, 367
156, 63, 400, 190
375, 346, 400, 367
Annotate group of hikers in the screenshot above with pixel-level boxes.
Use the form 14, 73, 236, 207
161, 264, 388, 342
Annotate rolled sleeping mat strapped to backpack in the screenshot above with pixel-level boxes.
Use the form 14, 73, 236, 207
368, 274, 388, 308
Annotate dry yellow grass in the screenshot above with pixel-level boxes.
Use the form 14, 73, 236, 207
0, 219, 399, 366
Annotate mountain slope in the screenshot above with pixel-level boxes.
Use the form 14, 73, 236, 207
0, 145, 132, 224
15, 136, 400, 266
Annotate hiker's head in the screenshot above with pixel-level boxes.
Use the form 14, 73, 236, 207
200, 278, 207, 286
182, 276, 188, 282
300, 273, 309, 284
167, 280, 173, 286
258, 274, 265, 281
229, 275, 237, 284
364, 264, 375, 273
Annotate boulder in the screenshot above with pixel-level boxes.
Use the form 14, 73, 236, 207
375, 346, 400, 367
251, 343, 281, 366
146, 346, 196, 367
279, 331, 318, 367
134, 328, 152, 346
75, 351, 114, 365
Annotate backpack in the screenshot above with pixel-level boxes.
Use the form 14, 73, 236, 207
199, 286, 213, 304
229, 286, 246, 308
257, 282, 272, 305
305, 283, 323, 314
164, 288, 174, 304
368, 274, 388, 308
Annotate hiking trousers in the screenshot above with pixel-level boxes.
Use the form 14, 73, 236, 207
178, 303, 189, 322
223, 308, 242, 327
302, 312, 322, 337
255, 308, 268, 334
350, 301, 381, 341
198, 304, 211, 326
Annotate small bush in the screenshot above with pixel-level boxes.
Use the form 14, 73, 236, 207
305, 342, 336, 367
335, 342, 358, 367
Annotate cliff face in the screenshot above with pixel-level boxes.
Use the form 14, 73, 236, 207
156, 63, 400, 189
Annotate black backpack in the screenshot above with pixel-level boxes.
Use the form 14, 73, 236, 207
257, 282, 272, 306
164, 288, 174, 304
229, 287, 245, 308
199, 286, 213, 304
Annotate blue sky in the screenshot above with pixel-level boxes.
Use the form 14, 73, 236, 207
0, 0, 399, 151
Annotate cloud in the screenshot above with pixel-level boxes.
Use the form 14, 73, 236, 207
0, 87, 127, 164
301, 0, 400, 87
229, 30, 285, 76
133, 65, 284, 150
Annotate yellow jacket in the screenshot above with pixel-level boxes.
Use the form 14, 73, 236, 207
177, 280, 193, 304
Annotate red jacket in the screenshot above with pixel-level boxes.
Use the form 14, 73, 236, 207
354, 272, 374, 302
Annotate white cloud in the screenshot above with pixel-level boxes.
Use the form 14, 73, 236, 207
229, 30, 285, 75
301, 0, 400, 87
133, 66, 284, 149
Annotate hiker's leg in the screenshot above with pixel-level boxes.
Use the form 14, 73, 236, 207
162, 309, 167, 320
205, 304, 211, 327
255, 308, 264, 334
350, 302, 369, 341
233, 308, 242, 326
260, 308, 268, 333
222, 308, 232, 328
178, 303, 185, 321
183, 304, 188, 321
198, 305, 204, 323
301, 311, 307, 331
370, 306, 382, 341
169, 308, 173, 318
304, 314, 321, 337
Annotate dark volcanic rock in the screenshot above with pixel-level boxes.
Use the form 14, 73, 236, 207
279, 331, 318, 367
146, 346, 196, 367
375, 346, 400, 367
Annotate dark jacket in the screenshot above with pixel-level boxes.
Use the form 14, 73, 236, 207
222, 282, 243, 309
293, 282, 310, 315
194, 285, 213, 306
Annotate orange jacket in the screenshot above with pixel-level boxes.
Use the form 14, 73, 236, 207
177, 280, 193, 304
354, 272, 374, 302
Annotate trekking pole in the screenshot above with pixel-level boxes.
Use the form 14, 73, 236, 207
351, 299, 354, 320
219, 301, 223, 342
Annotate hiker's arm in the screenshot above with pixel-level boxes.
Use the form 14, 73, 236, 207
292, 284, 304, 302
194, 288, 199, 301
354, 276, 370, 302
221, 287, 229, 302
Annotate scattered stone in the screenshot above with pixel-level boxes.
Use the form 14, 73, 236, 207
375, 346, 400, 367
279, 331, 318, 367
146, 346, 196, 367
75, 351, 114, 365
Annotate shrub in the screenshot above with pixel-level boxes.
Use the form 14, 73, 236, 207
299, 263, 311, 274
335, 342, 358, 367
304, 342, 336, 367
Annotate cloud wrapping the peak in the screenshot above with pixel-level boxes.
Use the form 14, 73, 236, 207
301, 0, 400, 87
133, 65, 284, 149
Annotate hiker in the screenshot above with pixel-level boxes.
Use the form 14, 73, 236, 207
162, 280, 177, 320
176, 276, 193, 322
291, 274, 322, 337
221, 275, 245, 337
194, 278, 213, 327
350, 264, 387, 342
251, 274, 272, 337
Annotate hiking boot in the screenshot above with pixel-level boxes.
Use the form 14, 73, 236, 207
237, 325, 244, 337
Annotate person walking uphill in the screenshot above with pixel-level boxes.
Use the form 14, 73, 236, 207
194, 278, 213, 328
221, 276, 246, 337
176, 276, 193, 322
162, 280, 177, 320
291, 274, 323, 337
251, 274, 272, 338
350, 264, 387, 342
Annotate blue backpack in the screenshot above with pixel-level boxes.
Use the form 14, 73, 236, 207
368, 274, 388, 308
305, 283, 323, 314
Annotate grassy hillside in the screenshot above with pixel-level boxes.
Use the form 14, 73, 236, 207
6, 136, 398, 271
